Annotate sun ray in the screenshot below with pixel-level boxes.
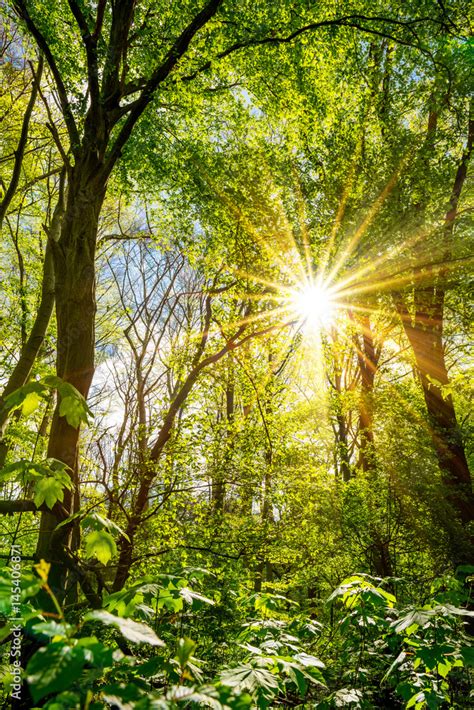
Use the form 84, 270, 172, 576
325, 153, 409, 287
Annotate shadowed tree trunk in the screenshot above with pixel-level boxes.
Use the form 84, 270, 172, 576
353, 313, 381, 473
396, 109, 473, 560
331, 352, 352, 482
212, 363, 234, 510
35, 156, 106, 597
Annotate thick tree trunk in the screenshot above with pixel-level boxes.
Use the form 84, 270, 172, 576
397, 291, 474, 531
396, 109, 473, 550
35, 157, 105, 598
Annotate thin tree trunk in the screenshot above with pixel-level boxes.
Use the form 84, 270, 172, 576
353, 314, 380, 472
213, 369, 234, 510
0, 172, 65, 467
0, 56, 44, 228
112, 327, 247, 591
333, 367, 352, 482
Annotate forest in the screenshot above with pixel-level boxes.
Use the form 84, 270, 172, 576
0, 0, 473, 708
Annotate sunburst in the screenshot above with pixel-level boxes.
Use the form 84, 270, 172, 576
287, 278, 338, 332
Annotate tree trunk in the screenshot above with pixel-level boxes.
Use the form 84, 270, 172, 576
35, 157, 105, 598
333, 367, 352, 482
397, 291, 474, 532
213, 374, 234, 509
396, 109, 473, 549
354, 314, 380, 472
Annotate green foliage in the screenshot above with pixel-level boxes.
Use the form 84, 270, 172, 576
1, 1, 473, 708
324, 575, 474, 709
13, 569, 472, 709
84, 610, 164, 646
0, 458, 73, 509
26, 644, 91, 703
2, 376, 92, 428
84, 530, 117, 565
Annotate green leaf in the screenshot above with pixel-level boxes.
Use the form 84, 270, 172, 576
84, 610, 164, 646
179, 586, 214, 607
382, 651, 407, 682
32, 621, 71, 639
26, 643, 87, 702
333, 688, 364, 707
176, 637, 196, 668
407, 691, 425, 709
157, 586, 184, 612
76, 637, 116, 667
84, 530, 117, 565
34, 477, 67, 509
220, 664, 279, 698
21, 391, 42, 416
2, 382, 47, 414
293, 652, 325, 669
391, 609, 436, 634
55, 381, 93, 428
82, 512, 130, 542
59, 396, 87, 428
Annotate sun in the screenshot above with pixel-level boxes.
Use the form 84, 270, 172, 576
288, 280, 336, 330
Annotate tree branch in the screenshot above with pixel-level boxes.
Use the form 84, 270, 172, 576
182, 14, 441, 83
0, 55, 43, 228
103, 0, 224, 179
13, 0, 81, 152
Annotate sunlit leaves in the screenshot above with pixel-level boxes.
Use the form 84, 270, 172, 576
84, 610, 164, 646
0, 458, 73, 509
3, 381, 47, 415
327, 575, 397, 609
84, 530, 117, 566
2, 376, 92, 428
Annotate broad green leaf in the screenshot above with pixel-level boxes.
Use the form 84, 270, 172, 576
82, 512, 130, 542
179, 587, 214, 607
32, 621, 71, 639
2, 381, 47, 414
176, 637, 196, 668
220, 664, 279, 698
21, 391, 42, 416
34, 477, 66, 509
84, 530, 117, 565
58, 395, 88, 428
293, 652, 325, 669
84, 610, 164, 646
26, 643, 87, 702
333, 688, 364, 707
